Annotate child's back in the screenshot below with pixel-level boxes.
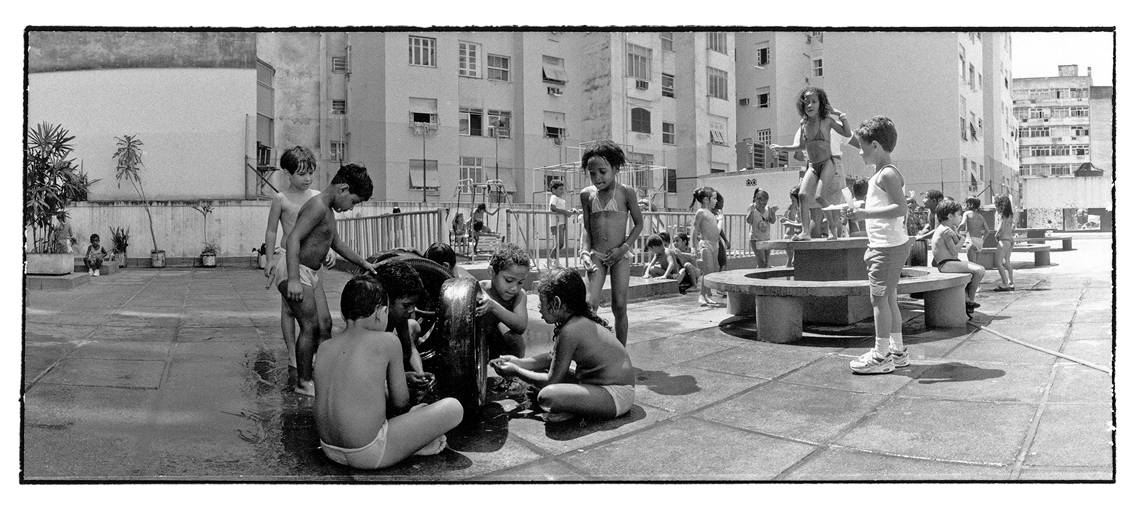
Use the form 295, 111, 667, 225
314, 327, 398, 449
559, 317, 635, 386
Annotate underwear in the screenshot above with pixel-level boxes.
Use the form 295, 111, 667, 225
696, 239, 719, 272
934, 258, 957, 269
587, 249, 635, 265
321, 421, 389, 470
808, 155, 836, 177
967, 236, 984, 251
599, 384, 635, 417
268, 249, 321, 289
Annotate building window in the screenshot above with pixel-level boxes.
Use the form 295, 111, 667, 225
666, 169, 677, 193
330, 141, 345, 162
660, 32, 673, 52
543, 110, 567, 139
812, 58, 824, 77
487, 110, 511, 138
707, 32, 728, 54
960, 117, 967, 141
710, 162, 728, 174
962, 157, 968, 173
459, 107, 484, 136
968, 63, 975, 90
332, 99, 346, 115
487, 54, 510, 81
256, 60, 275, 168
757, 41, 770, 67
542, 55, 568, 85
959, 44, 966, 81
409, 35, 437, 67
626, 44, 652, 81
707, 67, 728, 100
709, 118, 728, 145
631, 107, 651, 134
331, 56, 347, 73
459, 156, 484, 184
1074, 126, 1089, 136
1071, 106, 1089, 117
756, 86, 770, 108
662, 122, 675, 145
409, 159, 440, 190
661, 73, 675, 98
755, 128, 771, 167
458, 41, 481, 78
409, 97, 439, 125
1051, 164, 1070, 176
970, 113, 977, 140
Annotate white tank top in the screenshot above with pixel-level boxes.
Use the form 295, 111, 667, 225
865, 165, 909, 248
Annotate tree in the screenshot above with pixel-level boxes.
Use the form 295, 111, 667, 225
112, 134, 159, 253
25, 122, 95, 253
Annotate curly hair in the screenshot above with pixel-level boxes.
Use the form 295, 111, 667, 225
341, 275, 388, 322
581, 140, 626, 171
795, 86, 832, 120
330, 163, 374, 201
548, 179, 565, 191
489, 243, 531, 274
424, 242, 456, 268
853, 115, 898, 153
964, 197, 982, 211
935, 200, 963, 223
280, 146, 317, 175
373, 259, 424, 302
535, 268, 612, 336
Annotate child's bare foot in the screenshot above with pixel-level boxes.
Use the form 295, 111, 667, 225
827, 234, 838, 240
413, 435, 448, 456
545, 411, 576, 423
792, 232, 811, 241
294, 380, 315, 397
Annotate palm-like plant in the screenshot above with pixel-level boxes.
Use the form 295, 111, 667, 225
112, 134, 159, 253
25, 122, 94, 253
192, 201, 215, 254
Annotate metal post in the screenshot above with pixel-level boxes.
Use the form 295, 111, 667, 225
421, 127, 427, 203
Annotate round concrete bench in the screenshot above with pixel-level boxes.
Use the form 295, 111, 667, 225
704, 267, 971, 343
976, 244, 1051, 269
1029, 235, 1074, 251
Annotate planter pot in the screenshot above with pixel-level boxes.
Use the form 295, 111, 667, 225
201, 253, 217, 267
26, 253, 74, 276
150, 250, 166, 268
115, 253, 127, 268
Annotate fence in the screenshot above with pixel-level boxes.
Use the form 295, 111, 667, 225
336, 209, 447, 257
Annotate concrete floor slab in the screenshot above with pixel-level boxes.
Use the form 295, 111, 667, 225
779, 355, 915, 395
784, 447, 1013, 481
68, 341, 172, 361
1024, 403, 1114, 468
1068, 322, 1111, 340
23, 341, 75, 385
943, 339, 1060, 365
1058, 339, 1113, 370
176, 325, 263, 343
470, 458, 589, 481
563, 417, 818, 480
695, 381, 884, 444
681, 342, 823, 379
972, 322, 1069, 350
23, 322, 100, 341
627, 332, 739, 370
895, 361, 1050, 403
37, 357, 166, 389
1048, 364, 1113, 404
991, 309, 1076, 325
634, 365, 764, 415
97, 325, 180, 342
1016, 466, 1113, 481
834, 397, 1037, 465
504, 402, 674, 456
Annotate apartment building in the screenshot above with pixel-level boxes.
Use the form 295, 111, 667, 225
734, 31, 1018, 203
1012, 65, 1112, 230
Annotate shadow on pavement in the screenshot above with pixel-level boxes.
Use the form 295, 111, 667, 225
635, 368, 699, 396
894, 361, 1006, 384
544, 405, 648, 441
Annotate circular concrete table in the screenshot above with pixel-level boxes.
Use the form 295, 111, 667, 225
762, 237, 873, 325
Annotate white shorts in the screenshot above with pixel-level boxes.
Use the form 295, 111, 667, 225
600, 383, 635, 417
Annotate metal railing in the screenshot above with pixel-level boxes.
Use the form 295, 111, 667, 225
336, 209, 446, 257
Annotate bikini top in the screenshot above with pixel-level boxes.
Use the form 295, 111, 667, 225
803, 120, 831, 162
589, 187, 626, 214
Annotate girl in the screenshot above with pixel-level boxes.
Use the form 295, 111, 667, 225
689, 187, 722, 307
578, 141, 644, 346
746, 188, 777, 268
779, 186, 803, 267
490, 269, 635, 423
960, 197, 990, 264
546, 180, 577, 268
770, 87, 851, 241
469, 203, 499, 235
994, 195, 1016, 291
713, 190, 729, 273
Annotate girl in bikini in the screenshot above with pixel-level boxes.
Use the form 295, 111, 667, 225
770, 87, 851, 241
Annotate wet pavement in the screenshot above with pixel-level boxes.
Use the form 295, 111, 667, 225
22, 234, 1113, 481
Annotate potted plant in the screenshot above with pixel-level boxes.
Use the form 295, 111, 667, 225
109, 226, 129, 268
193, 201, 217, 267
112, 134, 163, 267
25, 122, 95, 275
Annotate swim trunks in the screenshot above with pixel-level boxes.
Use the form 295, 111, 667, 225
600, 384, 635, 417
268, 248, 321, 289
321, 421, 389, 470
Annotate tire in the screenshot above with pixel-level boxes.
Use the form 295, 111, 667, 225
436, 277, 486, 412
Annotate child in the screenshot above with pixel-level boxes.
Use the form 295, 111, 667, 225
746, 189, 777, 268
993, 194, 1016, 291
84, 233, 109, 276
689, 187, 722, 307
960, 197, 989, 264
478, 243, 531, 378
770, 87, 851, 241
844, 116, 911, 375
547, 180, 576, 268
375, 260, 434, 396
930, 200, 985, 315
641, 233, 671, 279
424, 242, 475, 280
713, 190, 729, 273
470, 203, 498, 235
848, 177, 869, 237
780, 186, 803, 267
578, 141, 644, 346
281, 163, 381, 396
264, 146, 323, 388
916, 189, 944, 240
670, 233, 698, 294
490, 268, 635, 423
314, 275, 462, 470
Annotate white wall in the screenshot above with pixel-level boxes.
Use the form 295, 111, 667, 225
28, 67, 257, 201
1022, 176, 1112, 210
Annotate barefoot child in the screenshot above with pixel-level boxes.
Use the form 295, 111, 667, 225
960, 197, 989, 264
424, 242, 476, 280
844, 116, 911, 375
770, 87, 851, 241
314, 276, 463, 469
491, 269, 635, 423
264, 146, 323, 387
993, 194, 1016, 291
547, 180, 577, 268
578, 141, 644, 346
375, 260, 434, 398
282, 163, 381, 396
669, 233, 698, 294
746, 189, 777, 268
478, 243, 531, 393
780, 186, 803, 267
931, 200, 985, 316
641, 232, 671, 279
690, 187, 721, 307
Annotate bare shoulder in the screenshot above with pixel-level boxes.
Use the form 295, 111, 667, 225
579, 186, 595, 199
621, 185, 639, 206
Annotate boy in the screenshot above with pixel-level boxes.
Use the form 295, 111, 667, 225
931, 200, 985, 316
746, 189, 777, 268
479, 243, 532, 393
264, 146, 323, 388
84, 233, 109, 276
669, 232, 698, 294
314, 275, 463, 470
641, 232, 671, 279
691, 187, 722, 307
424, 242, 475, 280
916, 189, 944, 240
546, 180, 576, 268
844, 116, 911, 375
375, 260, 434, 396
282, 163, 381, 396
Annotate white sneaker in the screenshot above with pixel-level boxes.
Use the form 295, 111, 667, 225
88, 269, 94, 276
849, 350, 896, 375
93, 270, 100, 277
887, 347, 910, 368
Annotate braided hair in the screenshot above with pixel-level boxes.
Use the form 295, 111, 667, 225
535, 268, 612, 337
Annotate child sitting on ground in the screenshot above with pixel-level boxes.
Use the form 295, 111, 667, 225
930, 200, 985, 316
84, 233, 109, 276
669, 233, 698, 294
314, 275, 462, 470
746, 189, 777, 268
641, 232, 671, 279
478, 243, 531, 392
375, 260, 435, 398
491, 268, 635, 423
960, 197, 990, 264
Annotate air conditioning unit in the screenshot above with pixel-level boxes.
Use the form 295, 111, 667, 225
547, 86, 563, 96
738, 98, 750, 106
635, 80, 649, 90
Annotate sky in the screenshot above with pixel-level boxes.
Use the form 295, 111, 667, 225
1011, 31, 1115, 85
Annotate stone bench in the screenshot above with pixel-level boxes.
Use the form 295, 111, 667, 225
976, 244, 1051, 269
1028, 235, 1073, 251
704, 267, 971, 344
73, 259, 120, 276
